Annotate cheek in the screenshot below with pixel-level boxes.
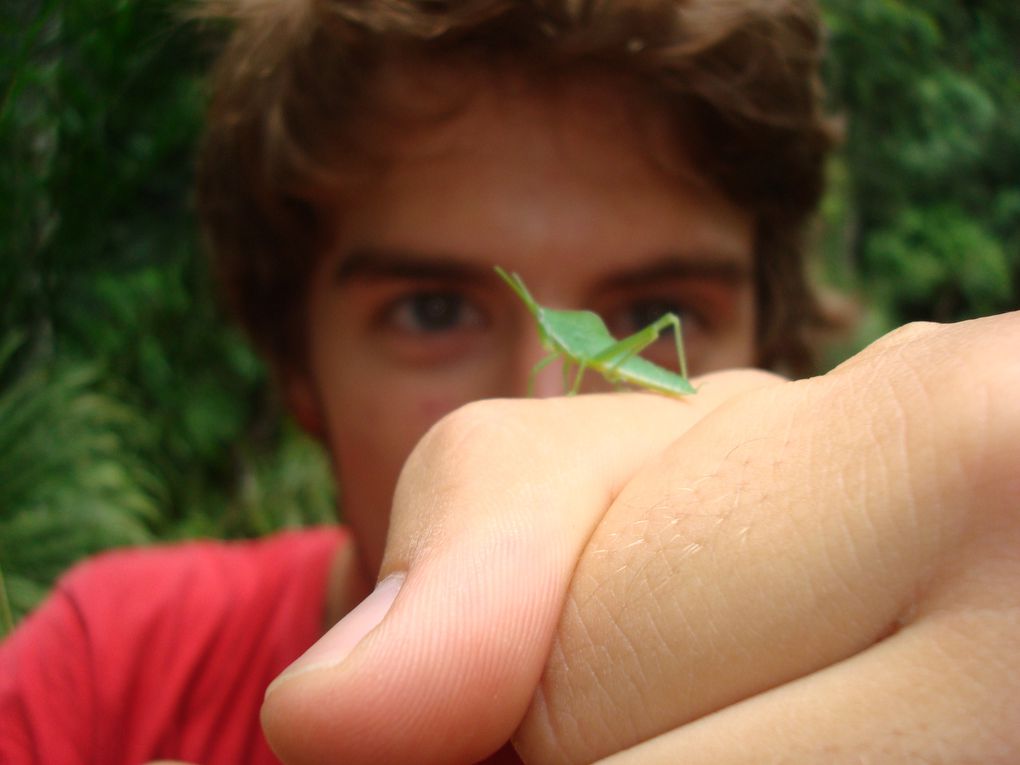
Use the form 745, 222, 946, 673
325, 381, 423, 469
696, 288, 758, 373
322, 371, 487, 478
308, 320, 522, 488
415, 393, 473, 426
322, 374, 488, 569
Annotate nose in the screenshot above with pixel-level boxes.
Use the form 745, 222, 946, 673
509, 328, 619, 398
512, 328, 566, 399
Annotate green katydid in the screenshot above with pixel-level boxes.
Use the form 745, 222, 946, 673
494, 267, 696, 397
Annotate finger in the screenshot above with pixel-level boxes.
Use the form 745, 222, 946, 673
593, 544, 1020, 764
514, 314, 1020, 763
261, 372, 780, 765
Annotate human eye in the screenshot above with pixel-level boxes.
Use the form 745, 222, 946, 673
594, 275, 750, 375
382, 289, 485, 335
596, 293, 714, 374
604, 297, 704, 341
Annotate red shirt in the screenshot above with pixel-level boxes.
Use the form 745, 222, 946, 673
0, 528, 346, 765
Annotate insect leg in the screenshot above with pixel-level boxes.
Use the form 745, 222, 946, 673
528, 352, 561, 397
569, 362, 590, 395
652, 313, 688, 380
592, 313, 687, 379
592, 324, 661, 373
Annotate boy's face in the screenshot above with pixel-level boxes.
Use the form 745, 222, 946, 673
291, 69, 757, 573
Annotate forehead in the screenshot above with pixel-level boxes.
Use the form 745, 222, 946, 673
330, 60, 752, 276
365, 57, 698, 186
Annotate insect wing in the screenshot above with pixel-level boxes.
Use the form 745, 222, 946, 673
541, 308, 619, 358
494, 265, 695, 397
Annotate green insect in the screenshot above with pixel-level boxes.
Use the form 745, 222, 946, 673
495, 267, 695, 397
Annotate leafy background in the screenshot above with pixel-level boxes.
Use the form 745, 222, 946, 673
1, 0, 1017, 630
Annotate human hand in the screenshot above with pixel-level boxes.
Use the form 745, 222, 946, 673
262, 313, 1020, 764
262, 370, 770, 763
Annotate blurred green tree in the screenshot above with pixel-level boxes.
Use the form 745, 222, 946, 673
1, 0, 335, 623
1, 0, 1017, 623
822, 0, 1020, 336
0, 333, 159, 627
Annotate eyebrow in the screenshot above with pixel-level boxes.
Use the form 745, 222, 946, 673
334, 248, 492, 285
593, 256, 752, 291
334, 248, 752, 289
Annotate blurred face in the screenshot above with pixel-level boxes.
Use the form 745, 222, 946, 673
291, 69, 756, 574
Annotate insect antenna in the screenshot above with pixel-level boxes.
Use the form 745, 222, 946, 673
494, 267, 540, 317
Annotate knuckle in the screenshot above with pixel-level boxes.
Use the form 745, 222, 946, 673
876, 314, 1020, 533
907, 315, 1020, 430
390, 398, 543, 562
837, 319, 947, 376
403, 398, 529, 475
874, 319, 943, 350
398, 397, 592, 504
423, 397, 521, 446
803, 312, 1020, 581
693, 366, 787, 391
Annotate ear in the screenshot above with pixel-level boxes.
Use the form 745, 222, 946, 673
285, 374, 326, 440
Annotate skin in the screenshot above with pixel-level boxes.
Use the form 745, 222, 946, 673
289, 68, 758, 586
263, 59, 1019, 765
264, 313, 1020, 765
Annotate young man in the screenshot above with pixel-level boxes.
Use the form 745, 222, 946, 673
4, 1, 1019, 764
197, 0, 835, 585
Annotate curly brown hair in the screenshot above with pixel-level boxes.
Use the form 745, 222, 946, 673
196, 0, 838, 377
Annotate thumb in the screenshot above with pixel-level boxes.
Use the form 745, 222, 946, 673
262, 379, 774, 764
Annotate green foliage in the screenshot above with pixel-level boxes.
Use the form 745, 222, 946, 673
866, 204, 1011, 319
1, 0, 335, 627
0, 334, 159, 623
820, 0, 1020, 342
1, 0, 1017, 627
